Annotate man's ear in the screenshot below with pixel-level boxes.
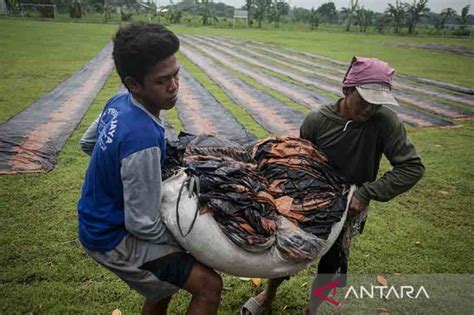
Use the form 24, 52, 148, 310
342, 87, 355, 97
124, 76, 141, 95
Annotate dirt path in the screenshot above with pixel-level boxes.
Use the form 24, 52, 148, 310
0, 43, 114, 174
180, 45, 305, 136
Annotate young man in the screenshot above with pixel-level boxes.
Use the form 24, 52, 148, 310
78, 23, 222, 315
241, 57, 425, 315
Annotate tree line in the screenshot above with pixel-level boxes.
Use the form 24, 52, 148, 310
252, 0, 471, 35
4, 0, 472, 36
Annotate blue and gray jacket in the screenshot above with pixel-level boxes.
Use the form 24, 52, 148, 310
78, 92, 175, 252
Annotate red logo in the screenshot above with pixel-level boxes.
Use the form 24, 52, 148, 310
311, 279, 342, 307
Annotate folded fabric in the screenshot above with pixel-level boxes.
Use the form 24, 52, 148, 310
164, 133, 349, 261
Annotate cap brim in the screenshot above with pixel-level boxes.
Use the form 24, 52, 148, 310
356, 85, 399, 106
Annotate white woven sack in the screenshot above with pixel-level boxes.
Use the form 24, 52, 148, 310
160, 169, 354, 279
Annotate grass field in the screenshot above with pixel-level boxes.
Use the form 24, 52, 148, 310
0, 19, 117, 124
0, 20, 473, 314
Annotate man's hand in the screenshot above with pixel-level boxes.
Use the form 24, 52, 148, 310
349, 195, 368, 216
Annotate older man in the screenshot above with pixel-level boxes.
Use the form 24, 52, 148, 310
241, 56, 425, 315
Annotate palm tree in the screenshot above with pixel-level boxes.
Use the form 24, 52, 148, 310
458, 5, 470, 31
340, 7, 350, 24
344, 0, 358, 32
103, 0, 111, 22
198, 0, 217, 26
254, 0, 271, 28
5, 0, 20, 13
268, 0, 289, 28
434, 7, 456, 32
385, 0, 406, 34
309, 7, 320, 30
356, 6, 374, 32
245, 0, 253, 26
406, 0, 430, 34
375, 13, 391, 33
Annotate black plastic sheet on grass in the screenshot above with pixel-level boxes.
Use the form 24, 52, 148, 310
215, 36, 474, 106
204, 36, 470, 120
196, 36, 461, 127
175, 68, 255, 144
218, 36, 474, 98
180, 44, 305, 136
234, 41, 472, 117
384, 42, 474, 58
181, 36, 332, 110
0, 43, 114, 174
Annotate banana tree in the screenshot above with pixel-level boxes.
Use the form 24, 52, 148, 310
386, 0, 406, 34
406, 0, 430, 34
434, 7, 455, 32
198, 0, 217, 26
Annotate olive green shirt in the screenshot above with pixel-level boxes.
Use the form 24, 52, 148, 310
300, 100, 424, 204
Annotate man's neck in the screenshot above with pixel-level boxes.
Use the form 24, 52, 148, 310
337, 98, 351, 120
132, 94, 160, 118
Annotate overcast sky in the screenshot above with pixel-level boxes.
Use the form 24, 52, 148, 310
157, 0, 473, 14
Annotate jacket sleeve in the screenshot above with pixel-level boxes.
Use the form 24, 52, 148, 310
300, 111, 320, 142
354, 114, 425, 204
120, 147, 169, 242
79, 115, 100, 156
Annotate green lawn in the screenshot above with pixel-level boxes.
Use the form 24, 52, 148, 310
0, 19, 116, 124
0, 20, 473, 314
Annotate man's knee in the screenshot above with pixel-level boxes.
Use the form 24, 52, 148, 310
190, 267, 223, 303
202, 272, 223, 301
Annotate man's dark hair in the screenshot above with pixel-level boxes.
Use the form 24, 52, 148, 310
112, 23, 180, 85
342, 86, 356, 96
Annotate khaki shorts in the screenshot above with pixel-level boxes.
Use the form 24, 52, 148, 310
84, 234, 195, 302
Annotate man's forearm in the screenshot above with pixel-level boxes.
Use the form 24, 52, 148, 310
354, 157, 425, 204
